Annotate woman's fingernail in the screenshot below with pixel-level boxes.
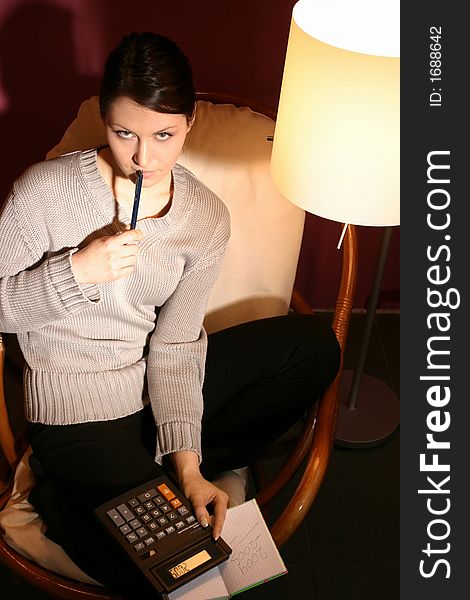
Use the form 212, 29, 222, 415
200, 517, 209, 527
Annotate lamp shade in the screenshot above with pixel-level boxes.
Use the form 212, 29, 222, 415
271, 0, 400, 226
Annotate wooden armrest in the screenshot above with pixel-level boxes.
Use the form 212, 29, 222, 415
290, 289, 315, 315
0, 535, 120, 600
257, 225, 358, 548
0, 334, 19, 475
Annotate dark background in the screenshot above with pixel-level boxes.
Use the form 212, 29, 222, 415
0, 0, 399, 311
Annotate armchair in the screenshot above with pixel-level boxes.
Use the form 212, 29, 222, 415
0, 93, 357, 598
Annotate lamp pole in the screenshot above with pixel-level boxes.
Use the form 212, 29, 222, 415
335, 226, 400, 447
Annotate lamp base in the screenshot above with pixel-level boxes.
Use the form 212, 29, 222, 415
335, 370, 400, 448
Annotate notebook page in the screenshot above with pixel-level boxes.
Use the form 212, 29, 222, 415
219, 499, 288, 596
168, 565, 228, 600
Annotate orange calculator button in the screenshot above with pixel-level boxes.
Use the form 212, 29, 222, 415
157, 483, 175, 501
170, 498, 182, 509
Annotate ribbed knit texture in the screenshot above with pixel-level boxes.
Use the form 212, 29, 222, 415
0, 149, 230, 463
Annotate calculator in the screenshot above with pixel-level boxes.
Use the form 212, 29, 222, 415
94, 475, 232, 594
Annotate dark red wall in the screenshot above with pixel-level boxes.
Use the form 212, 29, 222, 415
0, 0, 399, 310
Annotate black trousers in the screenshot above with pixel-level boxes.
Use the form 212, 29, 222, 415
28, 314, 340, 598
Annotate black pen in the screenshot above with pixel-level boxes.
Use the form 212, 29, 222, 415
130, 170, 143, 229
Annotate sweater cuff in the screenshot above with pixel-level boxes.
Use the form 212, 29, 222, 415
47, 250, 100, 310
155, 421, 202, 465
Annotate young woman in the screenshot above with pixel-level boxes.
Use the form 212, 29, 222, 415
0, 32, 340, 597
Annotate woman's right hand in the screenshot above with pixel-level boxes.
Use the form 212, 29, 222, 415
71, 229, 143, 284
170, 451, 228, 541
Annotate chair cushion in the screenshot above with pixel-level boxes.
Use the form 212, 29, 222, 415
0, 448, 101, 585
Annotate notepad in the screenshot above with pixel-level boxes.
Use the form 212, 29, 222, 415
168, 499, 287, 600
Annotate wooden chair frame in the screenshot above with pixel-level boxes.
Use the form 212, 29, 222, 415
0, 93, 358, 599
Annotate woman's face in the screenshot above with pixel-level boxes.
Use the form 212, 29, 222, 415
103, 96, 192, 187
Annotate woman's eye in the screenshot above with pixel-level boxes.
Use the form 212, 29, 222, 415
156, 132, 172, 141
115, 130, 134, 139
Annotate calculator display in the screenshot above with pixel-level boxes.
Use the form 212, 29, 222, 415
169, 549, 211, 579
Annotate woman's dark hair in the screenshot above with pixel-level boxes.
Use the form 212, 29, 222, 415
99, 32, 195, 121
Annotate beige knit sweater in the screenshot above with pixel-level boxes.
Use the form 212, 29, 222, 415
0, 149, 230, 463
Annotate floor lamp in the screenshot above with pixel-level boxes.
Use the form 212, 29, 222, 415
270, 0, 400, 447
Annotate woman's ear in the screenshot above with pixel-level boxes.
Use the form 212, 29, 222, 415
187, 104, 197, 131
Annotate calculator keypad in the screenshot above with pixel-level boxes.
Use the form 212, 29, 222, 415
105, 482, 198, 559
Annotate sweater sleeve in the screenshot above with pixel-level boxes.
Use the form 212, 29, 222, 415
0, 190, 100, 334
147, 221, 229, 465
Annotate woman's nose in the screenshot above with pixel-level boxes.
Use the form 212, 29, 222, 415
133, 141, 151, 168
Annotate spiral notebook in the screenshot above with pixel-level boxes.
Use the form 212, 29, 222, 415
168, 499, 287, 600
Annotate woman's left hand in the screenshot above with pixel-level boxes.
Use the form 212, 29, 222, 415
170, 451, 228, 540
